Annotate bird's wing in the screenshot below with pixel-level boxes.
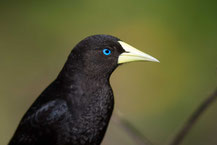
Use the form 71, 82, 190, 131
9, 99, 68, 145
22, 99, 68, 125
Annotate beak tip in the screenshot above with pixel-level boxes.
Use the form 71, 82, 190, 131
146, 56, 160, 63
153, 58, 160, 63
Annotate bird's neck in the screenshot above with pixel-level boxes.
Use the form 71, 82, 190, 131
57, 58, 113, 83
55, 59, 114, 116
56, 63, 114, 107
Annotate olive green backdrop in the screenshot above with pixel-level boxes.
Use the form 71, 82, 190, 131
1, 1, 217, 145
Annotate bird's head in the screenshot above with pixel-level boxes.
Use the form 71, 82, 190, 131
65, 34, 159, 79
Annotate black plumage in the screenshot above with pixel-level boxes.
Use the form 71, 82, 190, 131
8, 34, 158, 145
9, 35, 124, 145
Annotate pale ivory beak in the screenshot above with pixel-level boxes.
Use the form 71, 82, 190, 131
118, 41, 160, 64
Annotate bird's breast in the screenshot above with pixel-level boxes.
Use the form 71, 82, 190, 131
61, 85, 114, 145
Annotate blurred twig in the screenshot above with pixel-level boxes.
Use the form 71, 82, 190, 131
112, 113, 154, 145
170, 89, 217, 145
112, 89, 217, 145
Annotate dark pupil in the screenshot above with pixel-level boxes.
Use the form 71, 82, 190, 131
105, 50, 109, 53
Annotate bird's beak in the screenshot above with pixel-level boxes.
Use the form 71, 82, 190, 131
118, 41, 160, 64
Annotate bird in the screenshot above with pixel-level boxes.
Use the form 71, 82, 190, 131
8, 34, 159, 145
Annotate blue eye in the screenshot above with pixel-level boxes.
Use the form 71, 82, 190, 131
103, 48, 111, 55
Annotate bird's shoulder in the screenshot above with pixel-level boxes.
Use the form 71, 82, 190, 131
20, 99, 69, 126
9, 99, 70, 145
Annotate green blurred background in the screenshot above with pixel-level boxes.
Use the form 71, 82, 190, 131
1, 0, 217, 145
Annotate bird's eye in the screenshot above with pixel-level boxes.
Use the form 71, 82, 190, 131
103, 48, 111, 55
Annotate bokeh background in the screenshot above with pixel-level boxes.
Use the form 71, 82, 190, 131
1, 1, 217, 145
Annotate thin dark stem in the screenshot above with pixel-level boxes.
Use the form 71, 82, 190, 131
170, 89, 217, 145
112, 113, 153, 145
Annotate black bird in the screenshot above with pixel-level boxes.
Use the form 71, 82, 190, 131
8, 34, 159, 145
